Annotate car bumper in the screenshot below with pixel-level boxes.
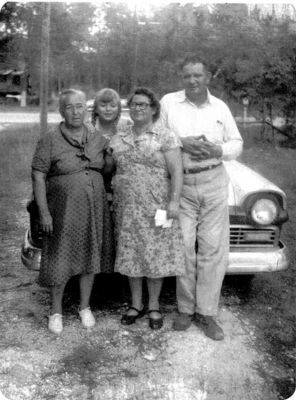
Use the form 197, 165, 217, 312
227, 241, 289, 274
21, 229, 289, 275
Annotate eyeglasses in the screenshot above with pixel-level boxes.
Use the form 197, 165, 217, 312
64, 103, 85, 111
129, 102, 151, 110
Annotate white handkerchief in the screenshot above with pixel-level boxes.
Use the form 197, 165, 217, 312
162, 218, 173, 228
154, 209, 173, 228
155, 209, 167, 221
155, 218, 163, 227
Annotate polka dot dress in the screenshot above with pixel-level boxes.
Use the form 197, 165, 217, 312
32, 124, 114, 287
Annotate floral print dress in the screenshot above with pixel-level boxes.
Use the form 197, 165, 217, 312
109, 124, 186, 278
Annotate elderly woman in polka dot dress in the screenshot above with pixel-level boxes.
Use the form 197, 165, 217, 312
31, 89, 114, 334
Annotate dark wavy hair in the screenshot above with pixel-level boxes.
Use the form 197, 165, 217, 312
180, 55, 209, 73
127, 87, 160, 122
91, 88, 121, 126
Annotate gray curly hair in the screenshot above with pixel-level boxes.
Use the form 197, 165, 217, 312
59, 89, 86, 117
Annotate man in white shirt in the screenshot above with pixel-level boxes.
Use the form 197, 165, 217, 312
160, 55, 243, 340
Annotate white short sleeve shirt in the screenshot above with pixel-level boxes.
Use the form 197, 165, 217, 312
159, 90, 243, 169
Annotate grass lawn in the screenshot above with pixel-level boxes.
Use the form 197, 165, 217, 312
0, 124, 39, 188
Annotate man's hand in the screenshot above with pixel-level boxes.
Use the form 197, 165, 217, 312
181, 136, 222, 161
190, 139, 223, 161
40, 211, 53, 235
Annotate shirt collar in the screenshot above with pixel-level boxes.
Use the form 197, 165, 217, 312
178, 89, 213, 107
60, 122, 91, 148
117, 123, 160, 147
119, 123, 161, 138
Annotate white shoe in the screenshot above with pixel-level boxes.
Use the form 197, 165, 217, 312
48, 313, 63, 334
79, 307, 95, 328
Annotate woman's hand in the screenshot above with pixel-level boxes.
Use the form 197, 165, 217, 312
32, 170, 52, 235
164, 147, 183, 220
40, 211, 53, 235
167, 200, 180, 220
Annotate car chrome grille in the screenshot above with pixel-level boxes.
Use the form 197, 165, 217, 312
230, 225, 279, 247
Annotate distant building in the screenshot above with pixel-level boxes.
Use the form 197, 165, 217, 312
0, 69, 31, 97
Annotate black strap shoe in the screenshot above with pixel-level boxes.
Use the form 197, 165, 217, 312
121, 306, 146, 325
148, 310, 163, 330
194, 313, 224, 341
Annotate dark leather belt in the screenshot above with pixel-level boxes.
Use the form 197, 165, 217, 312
184, 162, 222, 174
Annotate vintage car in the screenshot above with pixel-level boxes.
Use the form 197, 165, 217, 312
21, 158, 289, 274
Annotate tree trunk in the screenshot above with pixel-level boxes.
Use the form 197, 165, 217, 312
268, 104, 275, 145
260, 101, 266, 141
40, 3, 51, 135
130, 8, 139, 90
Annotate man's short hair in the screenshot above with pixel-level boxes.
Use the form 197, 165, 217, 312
180, 55, 209, 72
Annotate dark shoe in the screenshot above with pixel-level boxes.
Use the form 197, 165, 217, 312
148, 310, 163, 330
121, 306, 146, 325
173, 312, 194, 331
194, 313, 224, 341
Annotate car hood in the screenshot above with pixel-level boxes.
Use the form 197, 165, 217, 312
225, 160, 286, 207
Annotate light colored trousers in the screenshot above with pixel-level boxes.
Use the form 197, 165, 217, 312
177, 165, 229, 316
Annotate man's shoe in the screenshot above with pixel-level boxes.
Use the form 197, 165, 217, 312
48, 313, 63, 334
194, 313, 224, 341
173, 313, 194, 331
79, 307, 96, 328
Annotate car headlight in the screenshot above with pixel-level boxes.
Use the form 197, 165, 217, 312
250, 198, 278, 225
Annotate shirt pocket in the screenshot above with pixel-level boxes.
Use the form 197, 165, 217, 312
205, 119, 225, 143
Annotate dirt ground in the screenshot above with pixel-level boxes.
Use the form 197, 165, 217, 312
0, 122, 295, 400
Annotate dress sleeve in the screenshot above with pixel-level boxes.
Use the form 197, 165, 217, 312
108, 134, 124, 153
31, 134, 52, 173
161, 128, 182, 152
101, 135, 109, 150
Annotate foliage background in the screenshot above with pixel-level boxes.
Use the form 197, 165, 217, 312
1, 2, 296, 122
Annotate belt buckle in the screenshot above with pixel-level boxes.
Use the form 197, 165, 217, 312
184, 168, 189, 174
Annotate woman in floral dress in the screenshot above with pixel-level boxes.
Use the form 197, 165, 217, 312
107, 87, 186, 330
